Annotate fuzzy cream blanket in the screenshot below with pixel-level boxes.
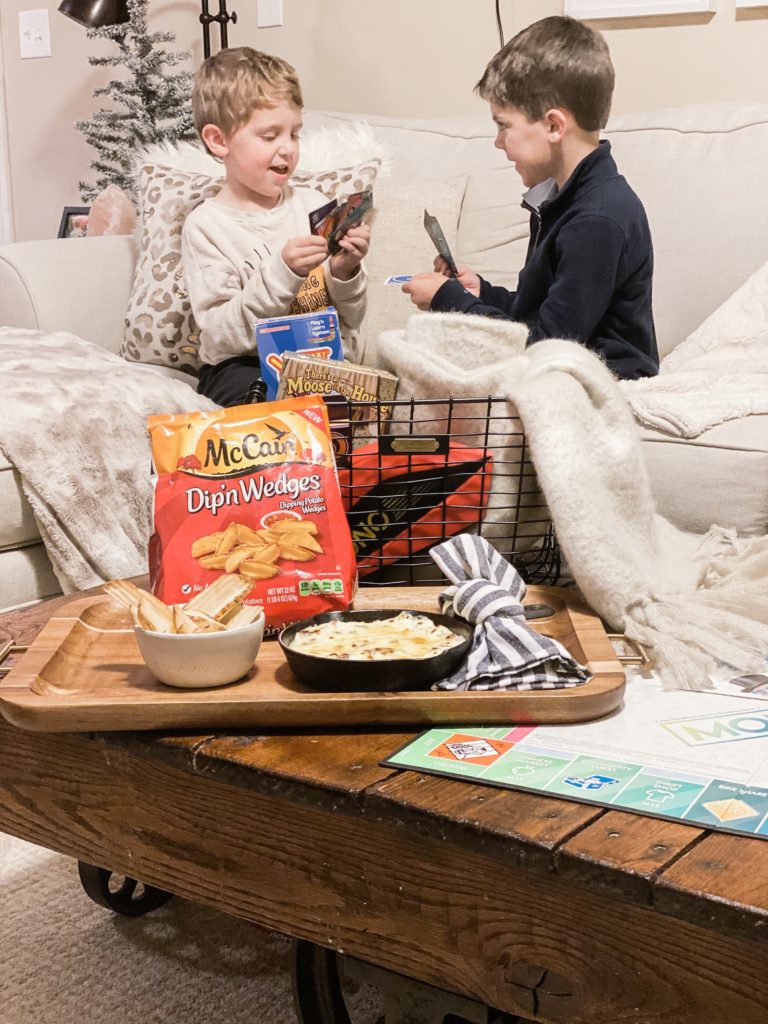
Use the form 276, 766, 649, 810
621, 370, 768, 438
0, 329, 215, 593
378, 314, 768, 691
620, 268, 768, 438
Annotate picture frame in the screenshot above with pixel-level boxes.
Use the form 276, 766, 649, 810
564, 0, 713, 16
57, 205, 90, 239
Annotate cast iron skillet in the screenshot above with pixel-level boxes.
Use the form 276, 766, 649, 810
279, 609, 473, 692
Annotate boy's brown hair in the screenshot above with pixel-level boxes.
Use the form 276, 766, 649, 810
192, 46, 303, 140
476, 16, 614, 132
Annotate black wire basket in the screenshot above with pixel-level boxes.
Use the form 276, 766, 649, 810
330, 395, 560, 588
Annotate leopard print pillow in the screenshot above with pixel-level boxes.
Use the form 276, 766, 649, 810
121, 158, 381, 375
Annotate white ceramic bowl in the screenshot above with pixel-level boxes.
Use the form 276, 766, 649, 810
135, 613, 266, 688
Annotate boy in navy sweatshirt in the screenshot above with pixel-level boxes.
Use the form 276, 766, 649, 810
403, 16, 659, 380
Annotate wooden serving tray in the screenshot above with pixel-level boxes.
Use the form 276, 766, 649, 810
0, 586, 624, 732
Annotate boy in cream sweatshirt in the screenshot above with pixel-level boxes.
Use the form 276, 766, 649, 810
182, 47, 369, 406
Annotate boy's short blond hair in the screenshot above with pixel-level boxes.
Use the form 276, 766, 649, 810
192, 46, 303, 139
477, 16, 614, 132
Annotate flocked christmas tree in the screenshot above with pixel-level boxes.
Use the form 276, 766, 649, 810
76, 0, 197, 202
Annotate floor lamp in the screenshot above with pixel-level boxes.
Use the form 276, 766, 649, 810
58, 0, 129, 27
58, 0, 238, 57
200, 1, 238, 59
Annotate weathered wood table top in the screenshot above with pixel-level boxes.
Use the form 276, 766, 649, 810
1, 585, 767, 1024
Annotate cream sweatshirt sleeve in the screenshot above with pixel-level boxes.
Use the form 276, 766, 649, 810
326, 260, 367, 329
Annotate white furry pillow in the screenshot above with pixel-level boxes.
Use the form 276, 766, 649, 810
122, 130, 384, 375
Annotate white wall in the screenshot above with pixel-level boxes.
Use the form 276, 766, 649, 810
0, 13, 14, 245
1, 0, 768, 241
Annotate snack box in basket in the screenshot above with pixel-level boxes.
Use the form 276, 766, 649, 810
276, 354, 399, 443
255, 308, 342, 400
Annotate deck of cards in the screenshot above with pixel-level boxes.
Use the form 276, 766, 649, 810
309, 189, 373, 255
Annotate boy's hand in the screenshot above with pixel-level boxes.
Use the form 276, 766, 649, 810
433, 256, 482, 295
404, 263, 483, 308
282, 235, 329, 277
402, 272, 449, 310
329, 224, 371, 280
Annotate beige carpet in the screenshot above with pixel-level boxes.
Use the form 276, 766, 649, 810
0, 832, 379, 1024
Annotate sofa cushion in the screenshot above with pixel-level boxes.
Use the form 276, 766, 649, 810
641, 414, 768, 536
636, 243, 768, 537
456, 166, 528, 290
0, 544, 61, 612
606, 103, 768, 358
0, 450, 40, 549
0, 236, 135, 351
306, 111, 509, 178
357, 175, 467, 366
122, 158, 381, 375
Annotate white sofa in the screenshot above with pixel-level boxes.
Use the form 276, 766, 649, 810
1, 101, 767, 611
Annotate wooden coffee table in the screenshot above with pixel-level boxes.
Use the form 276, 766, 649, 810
1, 587, 767, 1024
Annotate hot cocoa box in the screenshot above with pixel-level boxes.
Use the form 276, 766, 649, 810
276, 354, 399, 436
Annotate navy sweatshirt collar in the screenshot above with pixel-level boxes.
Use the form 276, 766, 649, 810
522, 140, 616, 220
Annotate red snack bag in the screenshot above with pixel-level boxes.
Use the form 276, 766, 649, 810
147, 397, 357, 634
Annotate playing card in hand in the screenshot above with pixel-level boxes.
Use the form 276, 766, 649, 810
424, 209, 458, 276
310, 189, 373, 254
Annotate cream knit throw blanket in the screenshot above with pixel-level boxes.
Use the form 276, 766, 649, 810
621, 370, 768, 438
378, 314, 768, 691
620, 264, 768, 437
0, 329, 215, 593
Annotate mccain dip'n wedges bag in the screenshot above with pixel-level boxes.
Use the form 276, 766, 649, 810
148, 396, 357, 634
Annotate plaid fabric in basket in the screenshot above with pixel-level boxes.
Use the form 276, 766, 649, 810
430, 535, 591, 691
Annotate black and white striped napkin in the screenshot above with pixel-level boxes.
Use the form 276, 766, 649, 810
430, 535, 591, 691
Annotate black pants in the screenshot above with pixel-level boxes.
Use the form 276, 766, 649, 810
197, 355, 262, 407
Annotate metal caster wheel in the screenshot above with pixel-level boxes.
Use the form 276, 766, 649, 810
292, 939, 534, 1024
77, 861, 173, 917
